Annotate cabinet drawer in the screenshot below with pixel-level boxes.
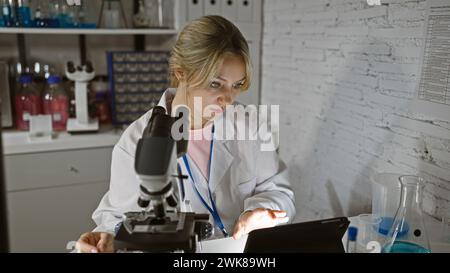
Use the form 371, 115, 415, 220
8, 182, 109, 252
5, 147, 113, 191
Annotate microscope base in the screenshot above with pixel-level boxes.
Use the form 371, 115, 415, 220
114, 212, 211, 253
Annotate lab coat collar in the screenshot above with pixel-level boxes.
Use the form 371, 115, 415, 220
156, 89, 235, 193
156, 88, 176, 113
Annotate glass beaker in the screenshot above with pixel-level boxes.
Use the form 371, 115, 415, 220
99, 0, 128, 28
144, 0, 162, 27
370, 173, 402, 237
356, 214, 382, 253
382, 175, 431, 253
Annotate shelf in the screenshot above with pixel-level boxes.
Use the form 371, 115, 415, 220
0, 27, 179, 35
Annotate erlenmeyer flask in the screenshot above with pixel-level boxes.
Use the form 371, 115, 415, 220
382, 175, 431, 253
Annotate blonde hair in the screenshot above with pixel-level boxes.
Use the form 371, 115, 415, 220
169, 15, 252, 91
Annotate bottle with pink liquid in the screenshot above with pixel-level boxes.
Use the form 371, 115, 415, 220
42, 75, 69, 131
14, 74, 42, 131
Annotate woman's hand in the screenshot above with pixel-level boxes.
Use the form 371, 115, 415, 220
232, 208, 289, 240
76, 232, 114, 253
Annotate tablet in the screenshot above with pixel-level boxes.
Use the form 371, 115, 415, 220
244, 217, 350, 253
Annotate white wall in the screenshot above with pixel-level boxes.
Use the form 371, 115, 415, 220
262, 0, 450, 222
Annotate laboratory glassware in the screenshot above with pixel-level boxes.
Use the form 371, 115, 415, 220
15, 74, 42, 130
357, 214, 382, 253
42, 75, 69, 131
382, 175, 431, 253
370, 173, 402, 236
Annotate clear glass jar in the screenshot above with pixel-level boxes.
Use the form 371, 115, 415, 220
43, 75, 69, 131
15, 74, 42, 130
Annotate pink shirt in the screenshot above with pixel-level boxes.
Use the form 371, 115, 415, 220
187, 122, 214, 180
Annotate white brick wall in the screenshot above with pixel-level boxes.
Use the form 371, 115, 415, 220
261, 0, 450, 222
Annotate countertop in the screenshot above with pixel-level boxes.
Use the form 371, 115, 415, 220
2, 125, 124, 155
200, 215, 450, 253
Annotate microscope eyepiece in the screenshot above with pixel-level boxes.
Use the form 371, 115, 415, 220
145, 108, 175, 138
85, 61, 94, 73
67, 62, 75, 73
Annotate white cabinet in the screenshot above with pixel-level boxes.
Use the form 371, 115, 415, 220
185, 0, 261, 24
237, 0, 254, 22
221, 0, 238, 21
2, 130, 119, 253
187, 0, 205, 21
204, 0, 221, 15
7, 181, 109, 253
5, 148, 113, 191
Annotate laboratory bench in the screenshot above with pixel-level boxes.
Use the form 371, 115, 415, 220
342, 215, 450, 253
2, 126, 123, 252
200, 215, 450, 253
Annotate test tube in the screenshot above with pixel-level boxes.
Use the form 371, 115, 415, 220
346, 226, 358, 253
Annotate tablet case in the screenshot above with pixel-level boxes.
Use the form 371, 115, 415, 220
244, 217, 350, 253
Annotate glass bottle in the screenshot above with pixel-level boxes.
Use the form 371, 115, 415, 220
15, 74, 42, 130
132, 0, 150, 28
16, 0, 32, 27
58, 2, 74, 28
145, 0, 163, 28
48, 0, 61, 28
100, 0, 127, 28
382, 175, 431, 253
91, 78, 111, 124
1, 0, 13, 27
43, 75, 69, 131
33, 3, 46, 27
103, 0, 120, 28
1, 0, 14, 27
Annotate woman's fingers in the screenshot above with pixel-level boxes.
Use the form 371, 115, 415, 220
76, 232, 114, 253
270, 210, 287, 218
97, 233, 114, 253
76, 233, 99, 253
76, 241, 98, 253
274, 216, 290, 225
232, 209, 290, 240
268, 210, 289, 225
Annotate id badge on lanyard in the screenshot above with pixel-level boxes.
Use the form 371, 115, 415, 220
182, 125, 229, 237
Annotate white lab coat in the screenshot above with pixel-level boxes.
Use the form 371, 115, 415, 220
92, 88, 296, 236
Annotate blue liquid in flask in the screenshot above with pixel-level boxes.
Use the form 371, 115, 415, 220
382, 241, 431, 253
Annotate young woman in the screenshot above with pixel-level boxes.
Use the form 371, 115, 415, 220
76, 15, 295, 253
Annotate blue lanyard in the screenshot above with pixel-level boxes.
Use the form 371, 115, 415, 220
182, 125, 229, 237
